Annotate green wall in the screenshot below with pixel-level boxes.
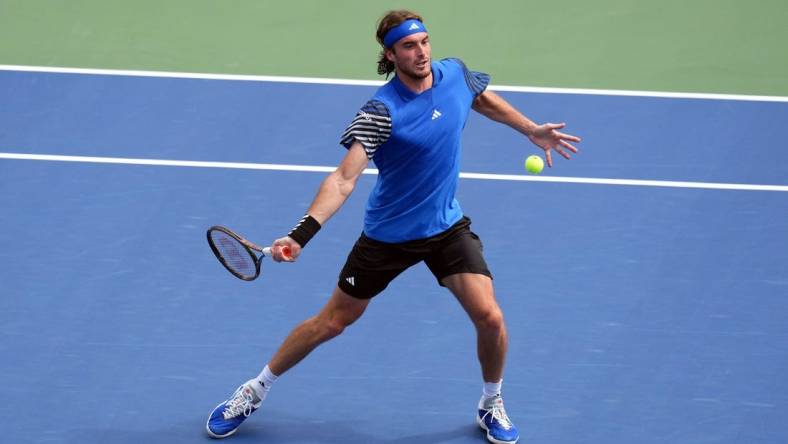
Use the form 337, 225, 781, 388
1, 0, 786, 95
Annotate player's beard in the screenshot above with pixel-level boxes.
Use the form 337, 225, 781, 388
398, 57, 431, 81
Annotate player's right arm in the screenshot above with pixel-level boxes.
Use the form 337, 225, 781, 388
271, 141, 368, 262
305, 141, 368, 226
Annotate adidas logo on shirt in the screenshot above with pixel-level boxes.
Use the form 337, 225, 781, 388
431, 109, 442, 120
408, 23, 420, 30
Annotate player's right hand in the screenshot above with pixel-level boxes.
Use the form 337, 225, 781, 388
272, 236, 299, 262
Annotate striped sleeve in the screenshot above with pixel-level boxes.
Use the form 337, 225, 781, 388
448, 58, 491, 98
339, 100, 392, 159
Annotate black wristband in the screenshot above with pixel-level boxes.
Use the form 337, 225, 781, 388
287, 214, 322, 247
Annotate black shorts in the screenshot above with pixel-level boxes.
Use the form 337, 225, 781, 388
338, 216, 492, 299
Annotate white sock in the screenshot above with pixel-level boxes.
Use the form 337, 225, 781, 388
251, 365, 278, 399
483, 379, 503, 399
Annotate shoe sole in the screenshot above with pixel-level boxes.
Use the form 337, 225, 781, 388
206, 402, 240, 439
476, 415, 519, 444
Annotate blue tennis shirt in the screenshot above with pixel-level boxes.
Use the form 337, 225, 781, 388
340, 58, 490, 243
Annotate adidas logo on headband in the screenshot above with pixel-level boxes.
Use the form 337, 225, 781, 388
383, 19, 428, 47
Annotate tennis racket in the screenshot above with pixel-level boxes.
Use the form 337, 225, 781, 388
206, 225, 292, 281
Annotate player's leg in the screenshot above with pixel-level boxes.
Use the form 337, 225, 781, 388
424, 218, 507, 382
268, 286, 370, 375
441, 273, 506, 383
425, 217, 519, 444
442, 273, 519, 444
206, 286, 369, 439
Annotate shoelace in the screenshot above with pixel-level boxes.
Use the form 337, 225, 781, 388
222, 386, 256, 420
482, 399, 513, 430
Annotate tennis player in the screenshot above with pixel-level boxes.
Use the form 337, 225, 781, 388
207, 10, 580, 444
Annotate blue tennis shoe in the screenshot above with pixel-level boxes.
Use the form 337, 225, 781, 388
206, 381, 263, 439
477, 395, 519, 444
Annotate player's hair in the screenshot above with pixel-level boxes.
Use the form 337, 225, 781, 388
375, 10, 425, 76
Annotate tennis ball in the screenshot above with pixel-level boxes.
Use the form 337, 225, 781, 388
525, 155, 544, 174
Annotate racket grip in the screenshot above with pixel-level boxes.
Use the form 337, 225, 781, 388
262, 245, 293, 259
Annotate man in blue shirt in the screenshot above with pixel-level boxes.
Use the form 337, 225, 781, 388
207, 10, 581, 444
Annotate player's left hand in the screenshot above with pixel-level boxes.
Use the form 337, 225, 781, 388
528, 122, 581, 167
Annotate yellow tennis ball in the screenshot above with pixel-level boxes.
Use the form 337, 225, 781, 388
525, 155, 544, 174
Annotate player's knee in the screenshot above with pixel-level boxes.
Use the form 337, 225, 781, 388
314, 293, 367, 340
474, 307, 505, 332
316, 314, 356, 340
325, 319, 348, 339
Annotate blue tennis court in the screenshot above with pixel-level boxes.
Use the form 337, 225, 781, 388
1, 69, 787, 443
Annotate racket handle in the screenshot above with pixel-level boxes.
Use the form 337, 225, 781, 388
262, 245, 293, 259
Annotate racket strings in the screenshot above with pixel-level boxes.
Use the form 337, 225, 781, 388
212, 232, 256, 277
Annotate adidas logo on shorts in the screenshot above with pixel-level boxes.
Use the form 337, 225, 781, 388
345, 276, 355, 286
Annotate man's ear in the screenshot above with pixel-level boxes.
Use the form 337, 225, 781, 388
385, 48, 395, 63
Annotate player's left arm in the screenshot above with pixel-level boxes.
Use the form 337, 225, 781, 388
472, 90, 581, 168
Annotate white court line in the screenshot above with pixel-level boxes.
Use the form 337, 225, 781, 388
2, 152, 787, 192
1, 64, 787, 103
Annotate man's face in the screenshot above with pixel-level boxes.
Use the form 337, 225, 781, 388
387, 32, 431, 80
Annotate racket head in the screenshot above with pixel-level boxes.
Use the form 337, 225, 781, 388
206, 226, 262, 281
